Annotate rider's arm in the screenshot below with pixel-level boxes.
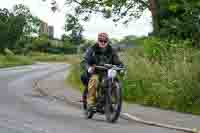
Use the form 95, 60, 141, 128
80, 47, 95, 71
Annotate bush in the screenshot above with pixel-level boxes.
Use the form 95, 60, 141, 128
13, 39, 32, 54
62, 43, 77, 54
31, 37, 51, 52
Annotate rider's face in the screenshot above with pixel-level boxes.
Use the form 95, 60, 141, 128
98, 39, 108, 48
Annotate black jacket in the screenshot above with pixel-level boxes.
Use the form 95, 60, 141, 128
81, 43, 122, 72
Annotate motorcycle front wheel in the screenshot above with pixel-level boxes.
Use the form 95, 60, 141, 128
105, 81, 122, 123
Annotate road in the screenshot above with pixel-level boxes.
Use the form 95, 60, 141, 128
0, 63, 184, 133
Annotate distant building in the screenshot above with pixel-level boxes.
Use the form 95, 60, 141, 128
39, 20, 54, 39
48, 26, 54, 39
39, 21, 48, 35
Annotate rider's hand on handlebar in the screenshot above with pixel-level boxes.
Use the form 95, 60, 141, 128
88, 65, 95, 74
117, 64, 124, 68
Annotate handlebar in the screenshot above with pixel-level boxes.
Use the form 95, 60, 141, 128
95, 64, 125, 71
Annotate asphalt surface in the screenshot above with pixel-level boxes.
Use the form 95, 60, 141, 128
0, 63, 187, 133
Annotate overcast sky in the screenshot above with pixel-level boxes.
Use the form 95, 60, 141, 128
0, 0, 153, 40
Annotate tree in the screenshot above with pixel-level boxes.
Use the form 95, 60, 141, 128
13, 4, 41, 36
61, 0, 160, 33
0, 8, 10, 23
61, 34, 71, 42
65, 14, 84, 45
0, 8, 10, 52
31, 34, 51, 52
39, 0, 161, 34
0, 4, 41, 53
157, 0, 200, 46
0, 8, 25, 52
23, 0, 200, 47
62, 0, 200, 46
7, 15, 26, 49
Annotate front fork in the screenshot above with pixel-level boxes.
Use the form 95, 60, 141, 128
106, 78, 114, 102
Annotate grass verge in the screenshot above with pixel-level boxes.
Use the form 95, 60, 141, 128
0, 55, 33, 68
65, 64, 84, 92
29, 52, 81, 64
0, 52, 81, 68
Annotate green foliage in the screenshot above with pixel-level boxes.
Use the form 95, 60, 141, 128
30, 35, 77, 54
61, 34, 71, 43
29, 52, 80, 63
13, 4, 41, 35
0, 8, 25, 52
158, 0, 200, 47
14, 38, 33, 54
121, 38, 200, 115
64, 0, 147, 24
77, 39, 95, 53
66, 37, 200, 115
41, 0, 200, 48
66, 64, 84, 91
0, 5, 41, 53
4, 48, 14, 56
62, 43, 77, 54
65, 14, 84, 45
0, 20, 9, 52
141, 37, 171, 63
119, 35, 137, 45
7, 15, 26, 48
0, 54, 33, 68
31, 35, 51, 52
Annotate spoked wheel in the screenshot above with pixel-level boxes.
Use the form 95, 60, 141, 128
105, 82, 122, 123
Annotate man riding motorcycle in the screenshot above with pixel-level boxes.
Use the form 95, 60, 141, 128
80, 32, 123, 109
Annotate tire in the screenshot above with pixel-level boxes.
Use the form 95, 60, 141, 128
105, 81, 122, 123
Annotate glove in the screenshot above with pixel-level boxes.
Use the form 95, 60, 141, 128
87, 66, 94, 74
117, 64, 124, 68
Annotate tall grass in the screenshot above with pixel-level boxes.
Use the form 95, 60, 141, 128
65, 64, 84, 91
122, 39, 200, 115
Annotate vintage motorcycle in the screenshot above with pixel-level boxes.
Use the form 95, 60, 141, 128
82, 64, 125, 123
